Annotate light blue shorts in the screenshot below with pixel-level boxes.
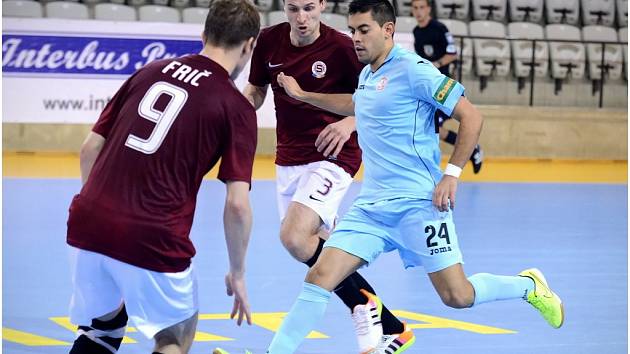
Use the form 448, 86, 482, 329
324, 198, 463, 272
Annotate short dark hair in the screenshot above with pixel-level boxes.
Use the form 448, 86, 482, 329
349, 0, 396, 26
203, 0, 260, 49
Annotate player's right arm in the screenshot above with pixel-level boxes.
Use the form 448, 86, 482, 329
79, 132, 106, 185
277, 72, 355, 116
223, 180, 253, 325
242, 83, 268, 110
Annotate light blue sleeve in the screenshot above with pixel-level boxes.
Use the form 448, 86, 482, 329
408, 58, 465, 117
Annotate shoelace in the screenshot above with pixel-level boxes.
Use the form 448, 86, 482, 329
352, 306, 371, 335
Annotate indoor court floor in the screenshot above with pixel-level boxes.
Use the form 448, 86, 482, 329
3, 154, 628, 354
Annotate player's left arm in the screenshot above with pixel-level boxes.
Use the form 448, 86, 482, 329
433, 96, 482, 212
79, 132, 106, 185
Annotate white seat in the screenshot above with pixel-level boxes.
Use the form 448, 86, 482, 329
508, 0, 543, 23
325, 0, 350, 14
320, 13, 347, 31
170, 0, 189, 8
45, 1, 89, 19
3, 0, 43, 17
581, 0, 616, 26
182, 7, 207, 23
259, 11, 268, 27
617, 0, 628, 26
619, 27, 627, 77
138, 5, 180, 23
545, 24, 585, 79
94, 3, 136, 21
508, 22, 548, 78
254, 0, 274, 12
469, 20, 510, 77
545, 0, 580, 24
440, 18, 472, 74
396, 16, 417, 33
395, 0, 413, 16
583, 25, 623, 80
267, 10, 286, 26
434, 0, 469, 20
471, 0, 506, 21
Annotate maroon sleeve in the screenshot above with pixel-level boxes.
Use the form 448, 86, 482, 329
92, 73, 136, 138
217, 101, 258, 185
248, 31, 271, 87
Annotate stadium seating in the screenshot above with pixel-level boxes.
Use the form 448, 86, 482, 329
546, 24, 586, 80
127, 0, 148, 7
434, 0, 470, 20
396, 16, 417, 33
394, 0, 413, 17
267, 10, 286, 26
617, 0, 628, 26
138, 5, 180, 23
94, 3, 136, 21
545, 0, 580, 25
194, 0, 210, 8
182, 7, 207, 24
254, 0, 275, 12
45, 1, 89, 19
3, 0, 43, 18
440, 18, 473, 75
507, 22, 549, 86
320, 12, 347, 31
619, 27, 627, 77
170, 0, 190, 8
581, 0, 616, 26
471, 0, 507, 21
469, 20, 511, 78
325, 0, 350, 14
583, 25, 623, 80
508, 0, 543, 23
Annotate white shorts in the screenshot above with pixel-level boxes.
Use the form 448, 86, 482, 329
276, 161, 353, 229
68, 246, 198, 339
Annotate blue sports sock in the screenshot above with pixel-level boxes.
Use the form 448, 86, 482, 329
266, 282, 331, 354
468, 273, 535, 307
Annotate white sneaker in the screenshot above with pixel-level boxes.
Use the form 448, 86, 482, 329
352, 289, 384, 354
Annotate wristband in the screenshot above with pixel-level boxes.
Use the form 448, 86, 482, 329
444, 163, 462, 178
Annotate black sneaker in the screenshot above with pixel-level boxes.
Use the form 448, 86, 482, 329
470, 145, 483, 174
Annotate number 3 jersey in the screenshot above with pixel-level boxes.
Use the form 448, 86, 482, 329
67, 55, 257, 273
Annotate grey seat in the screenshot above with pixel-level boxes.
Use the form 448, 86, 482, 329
545, 24, 585, 79
94, 3, 136, 21
320, 12, 347, 31
396, 16, 417, 33
182, 7, 207, 23
45, 1, 89, 19
267, 10, 286, 26
507, 22, 548, 78
508, 0, 543, 23
617, 0, 628, 26
434, 0, 470, 20
138, 5, 180, 23
581, 0, 616, 26
583, 25, 623, 80
471, 0, 506, 21
3, 0, 43, 17
469, 20, 511, 77
619, 27, 627, 77
545, 0, 580, 24
440, 18, 472, 75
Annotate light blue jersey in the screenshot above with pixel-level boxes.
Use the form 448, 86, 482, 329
352, 44, 465, 203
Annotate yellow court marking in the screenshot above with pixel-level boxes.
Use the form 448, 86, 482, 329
198, 312, 328, 339
3, 152, 627, 183
393, 310, 516, 334
3, 328, 69, 346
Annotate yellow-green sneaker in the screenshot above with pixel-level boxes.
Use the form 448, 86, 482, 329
213, 348, 252, 354
519, 268, 564, 328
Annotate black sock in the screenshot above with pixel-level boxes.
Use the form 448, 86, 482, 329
302, 238, 405, 335
334, 272, 405, 335
445, 130, 457, 145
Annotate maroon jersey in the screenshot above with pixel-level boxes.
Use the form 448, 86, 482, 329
249, 22, 363, 176
67, 55, 257, 273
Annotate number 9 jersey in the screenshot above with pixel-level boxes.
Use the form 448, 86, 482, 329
67, 54, 257, 273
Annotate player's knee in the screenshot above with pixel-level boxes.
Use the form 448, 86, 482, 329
438, 288, 474, 309
305, 262, 333, 287
279, 225, 310, 261
70, 307, 128, 354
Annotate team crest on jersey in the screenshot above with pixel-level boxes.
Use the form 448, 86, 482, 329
311, 61, 327, 78
423, 44, 434, 57
376, 76, 388, 91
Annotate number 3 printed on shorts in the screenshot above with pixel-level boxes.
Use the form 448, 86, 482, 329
126, 81, 189, 154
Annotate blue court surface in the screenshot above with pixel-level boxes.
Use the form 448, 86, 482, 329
3, 179, 628, 354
